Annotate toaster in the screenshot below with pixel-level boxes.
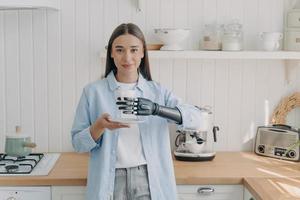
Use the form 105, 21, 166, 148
254, 124, 300, 161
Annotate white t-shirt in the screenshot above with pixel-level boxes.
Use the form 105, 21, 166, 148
115, 82, 147, 168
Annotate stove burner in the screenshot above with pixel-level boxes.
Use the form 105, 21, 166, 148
5, 164, 19, 173
0, 153, 44, 174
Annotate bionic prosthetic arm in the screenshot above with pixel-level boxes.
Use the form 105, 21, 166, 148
116, 97, 183, 124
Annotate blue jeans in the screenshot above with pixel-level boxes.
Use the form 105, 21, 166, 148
113, 165, 151, 200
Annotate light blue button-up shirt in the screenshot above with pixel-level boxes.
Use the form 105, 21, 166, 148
71, 72, 202, 200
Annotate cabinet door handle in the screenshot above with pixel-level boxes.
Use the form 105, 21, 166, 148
197, 187, 215, 194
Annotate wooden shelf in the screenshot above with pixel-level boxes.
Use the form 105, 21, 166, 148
101, 50, 300, 60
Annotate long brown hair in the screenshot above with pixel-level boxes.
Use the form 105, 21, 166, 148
104, 23, 152, 81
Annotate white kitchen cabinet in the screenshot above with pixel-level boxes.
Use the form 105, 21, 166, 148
0, 186, 51, 200
51, 185, 244, 200
243, 187, 256, 200
51, 186, 86, 200
177, 184, 244, 200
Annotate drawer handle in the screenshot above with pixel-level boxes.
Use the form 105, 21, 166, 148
197, 187, 215, 194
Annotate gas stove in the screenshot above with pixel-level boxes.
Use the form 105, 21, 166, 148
0, 153, 60, 176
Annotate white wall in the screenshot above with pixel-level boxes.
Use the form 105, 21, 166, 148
0, 0, 300, 153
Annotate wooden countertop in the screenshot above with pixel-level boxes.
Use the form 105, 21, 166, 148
0, 152, 299, 200
174, 152, 300, 200
174, 152, 300, 184
244, 178, 300, 200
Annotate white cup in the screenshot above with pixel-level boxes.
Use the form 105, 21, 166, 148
115, 89, 137, 120
262, 41, 281, 51
259, 32, 283, 51
260, 32, 283, 41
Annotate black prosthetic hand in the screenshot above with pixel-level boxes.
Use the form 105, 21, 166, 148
116, 97, 182, 124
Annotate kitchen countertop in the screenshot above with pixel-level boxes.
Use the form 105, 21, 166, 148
0, 152, 299, 200
244, 177, 300, 200
174, 152, 300, 200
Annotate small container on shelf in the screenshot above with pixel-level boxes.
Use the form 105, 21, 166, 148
222, 20, 243, 51
201, 23, 224, 51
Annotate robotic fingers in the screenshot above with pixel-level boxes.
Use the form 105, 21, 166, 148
116, 97, 182, 124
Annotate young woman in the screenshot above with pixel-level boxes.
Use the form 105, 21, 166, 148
71, 23, 201, 200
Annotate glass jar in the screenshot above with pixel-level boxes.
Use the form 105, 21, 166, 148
222, 20, 243, 51
202, 24, 223, 50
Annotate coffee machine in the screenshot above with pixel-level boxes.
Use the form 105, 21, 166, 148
174, 106, 219, 161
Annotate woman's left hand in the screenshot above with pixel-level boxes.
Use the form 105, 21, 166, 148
90, 113, 130, 141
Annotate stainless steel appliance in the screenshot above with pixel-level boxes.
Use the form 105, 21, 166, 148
0, 153, 60, 176
174, 106, 220, 161
0, 153, 59, 199
0, 153, 43, 174
254, 124, 300, 161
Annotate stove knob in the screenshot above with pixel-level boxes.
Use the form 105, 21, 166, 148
286, 150, 296, 158
7, 197, 16, 200
258, 145, 265, 153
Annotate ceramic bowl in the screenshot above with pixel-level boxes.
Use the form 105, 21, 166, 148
154, 28, 190, 51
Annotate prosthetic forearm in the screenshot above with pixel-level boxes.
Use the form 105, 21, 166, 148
152, 105, 182, 124
116, 97, 182, 124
